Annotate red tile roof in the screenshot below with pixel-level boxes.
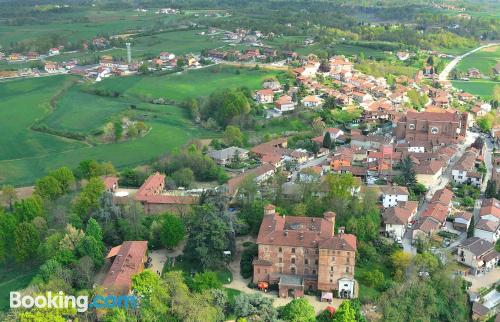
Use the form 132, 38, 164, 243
102, 241, 148, 295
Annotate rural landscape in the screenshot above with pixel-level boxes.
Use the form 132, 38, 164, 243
0, 0, 499, 321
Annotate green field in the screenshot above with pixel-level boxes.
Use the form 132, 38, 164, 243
0, 267, 37, 311
0, 66, 285, 186
452, 80, 499, 100
93, 65, 286, 102
455, 45, 500, 74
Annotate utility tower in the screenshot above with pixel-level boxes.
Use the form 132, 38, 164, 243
126, 43, 131, 64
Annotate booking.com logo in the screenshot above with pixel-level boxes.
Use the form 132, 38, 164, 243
10, 291, 137, 312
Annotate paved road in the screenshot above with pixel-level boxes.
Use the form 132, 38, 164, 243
438, 43, 499, 82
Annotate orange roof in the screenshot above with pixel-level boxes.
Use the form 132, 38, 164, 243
102, 176, 119, 190
102, 241, 148, 295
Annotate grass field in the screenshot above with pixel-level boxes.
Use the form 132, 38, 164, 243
0, 267, 37, 311
455, 45, 500, 74
0, 66, 285, 186
93, 65, 287, 102
452, 80, 499, 100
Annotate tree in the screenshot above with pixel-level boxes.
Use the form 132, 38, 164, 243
332, 300, 356, 322
184, 205, 235, 269
363, 269, 385, 289
280, 298, 315, 322
1, 185, 17, 211
234, 293, 278, 322
390, 250, 412, 281
322, 132, 332, 149
132, 270, 160, 297
467, 216, 475, 238
477, 113, 494, 132
414, 252, 439, 274
189, 271, 222, 293
13, 196, 44, 222
48, 167, 75, 193
76, 235, 104, 267
14, 222, 40, 264
114, 121, 123, 141
223, 125, 244, 147
399, 155, 417, 189
73, 177, 105, 220
486, 180, 497, 199
171, 168, 195, 188
160, 213, 185, 248
0, 210, 18, 263
35, 175, 63, 201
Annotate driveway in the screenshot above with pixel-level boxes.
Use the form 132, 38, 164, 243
464, 267, 500, 292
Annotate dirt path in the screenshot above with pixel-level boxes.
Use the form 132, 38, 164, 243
464, 267, 500, 292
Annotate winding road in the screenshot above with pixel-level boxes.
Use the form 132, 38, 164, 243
438, 43, 499, 82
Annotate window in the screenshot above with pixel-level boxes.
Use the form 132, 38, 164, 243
305, 259, 309, 265
347, 258, 350, 263
408, 124, 415, 130
315, 259, 318, 265
316, 249, 319, 254
330, 279, 333, 283
346, 267, 349, 273
291, 258, 295, 264
279, 257, 283, 263
330, 266, 334, 271
312, 269, 317, 275
291, 267, 296, 275
291, 248, 295, 254
431, 127, 439, 134
332, 257, 335, 262
280, 267, 283, 273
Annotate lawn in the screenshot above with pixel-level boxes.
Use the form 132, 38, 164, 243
93, 65, 287, 102
0, 267, 38, 311
452, 80, 499, 100
455, 45, 500, 75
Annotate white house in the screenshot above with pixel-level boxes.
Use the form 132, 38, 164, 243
382, 202, 418, 239
380, 185, 409, 208
456, 237, 499, 275
474, 219, 500, 244
479, 198, 500, 222
159, 52, 175, 60
275, 95, 295, 112
451, 150, 482, 187
302, 95, 322, 108
255, 89, 274, 104
48, 48, 60, 56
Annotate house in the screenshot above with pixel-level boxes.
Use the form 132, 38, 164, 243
474, 219, 500, 244
49, 48, 60, 56
479, 198, 500, 222
415, 160, 444, 188
453, 211, 473, 231
413, 217, 441, 240
44, 61, 60, 73
396, 51, 410, 61
275, 95, 295, 112
303, 95, 322, 108
102, 241, 148, 295
380, 186, 409, 208
225, 164, 276, 197
262, 79, 281, 91
159, 52, 175, 60
253, 206, 357, 299
451, 150, 482, 187
102, 176, 119, 192
382, 201, 418, 239
256, 89, 274, 104
456, 237, 499, 275
467, 68, 482, 78
421, 203, 448, 225
207, 147, 249, 165
134, 172, 198, 215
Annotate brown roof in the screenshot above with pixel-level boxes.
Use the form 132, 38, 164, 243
460, 237, 494, 256
480, 198, 500, 220
414, 216, 441, 234
226, 163, 275, 196
134, 172, 165, 202
405, 111, 461, 122
383, 206, 412, 225
380, 185, 409, 196
250, 138, 288, 157
256, 210, 356, 251
415, 159, 443, 175
102, 241, 148, 295
453, 150, 477, 172
422, 203, 448, 224
430, 188, 453, 206
102, 176, 119, 190
475, 219, 500, 232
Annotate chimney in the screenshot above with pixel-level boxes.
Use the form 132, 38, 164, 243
264, 204, 276, 216
323, 211, 336, 236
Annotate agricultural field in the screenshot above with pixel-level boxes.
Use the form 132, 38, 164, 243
452, 80, 498, 100
0, 65, 286, 186
455, 45, 500, 75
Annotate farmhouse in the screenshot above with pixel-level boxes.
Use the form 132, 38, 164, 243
456, 237, 499, 275
303, 95, 322, 108
256, 89, 274, 104
207, 146, 249, 165
102, 241, 148, 295
275, 95, 295, 112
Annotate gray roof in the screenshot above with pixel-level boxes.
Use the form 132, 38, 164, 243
279, 275, 304, 287
459, 237, 494, 256
207, 146, 248, 161
475, 219, 500, 232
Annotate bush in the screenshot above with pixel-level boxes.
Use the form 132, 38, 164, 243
240, 243, 258, 279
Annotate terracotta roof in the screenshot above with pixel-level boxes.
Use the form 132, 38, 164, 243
142, 195, 198, 205
475, 219, 500, 232
454, 211, 473, 221
257, 89, 274, 96
414, 216, 440, 234
480, 198, 500, 220
383, 206, 412, 225
430, 188, 453, 206
422, 203, 448, 224
415, 160, 443, 175
380, 185, 409, 195
226, 163, 275, 196
102, 241, 148, 295
405, 111, 462, 122
102, 176, 119, 190
134, 172, 165, 202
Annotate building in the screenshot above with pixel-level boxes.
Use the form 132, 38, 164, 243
253, 206, 357, 299
479, 198, 500, 222
394, 111, 468, 145
256, 89, 274, 104
102, 241, 148, 295
474, 219, 500, 244
380, 185, 409, 208
451, 150, 483, 187
207, 147, 249, 165
456, 237, 499, 275
453, 211, 473, 231
303, 95, 322, 108
275, 95, 295, 112
415, 160, 444, 189
413, 217, 441, 240
134, 172, 198, 215
102, 176, 119, 192
382, 201, 418, 239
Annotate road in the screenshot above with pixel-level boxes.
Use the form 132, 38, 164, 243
438, 43, 499, 82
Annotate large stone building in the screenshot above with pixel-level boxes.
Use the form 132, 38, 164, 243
253, 205, 357, 299
394, 111, 468, 145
